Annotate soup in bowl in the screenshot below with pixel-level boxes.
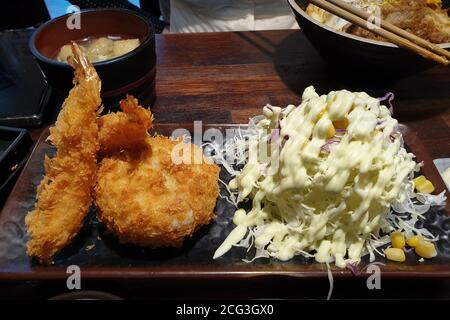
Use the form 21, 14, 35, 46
30, 8, 156, 107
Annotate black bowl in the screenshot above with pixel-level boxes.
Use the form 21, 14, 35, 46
30, 8, 156, 107
287, 0, 450, 74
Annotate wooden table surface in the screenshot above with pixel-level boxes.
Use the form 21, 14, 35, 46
152, 29, 450, 206
8, 30, 450, 299
153, 30, 449, 129
32, 30, 450, 160
153, 30, 449, 163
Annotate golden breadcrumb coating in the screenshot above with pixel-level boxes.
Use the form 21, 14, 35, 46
25, 43, 101, 264
95, 135, 220, 247
97, 95, 153, 156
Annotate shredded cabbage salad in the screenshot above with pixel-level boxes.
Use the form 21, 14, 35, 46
210, 86, 446, 268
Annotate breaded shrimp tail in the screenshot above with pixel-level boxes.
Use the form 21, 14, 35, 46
25, 43, 101, 264
97, 95, 153, 156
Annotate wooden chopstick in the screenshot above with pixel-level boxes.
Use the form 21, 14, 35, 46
326, 0, 450, 60
307, 0, 450, 66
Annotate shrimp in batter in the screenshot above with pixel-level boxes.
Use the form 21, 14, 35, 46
25, 43, 101, 264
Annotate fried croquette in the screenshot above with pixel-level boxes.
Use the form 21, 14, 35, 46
25, 43, 101, 264
95, 135, 220, 247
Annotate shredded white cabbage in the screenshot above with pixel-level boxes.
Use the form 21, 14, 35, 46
212, 86, 446, 268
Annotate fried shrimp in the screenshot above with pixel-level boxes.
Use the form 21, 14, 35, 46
95, 98, 219, 247
97, 95, 153, 156
25, 43, 101, 264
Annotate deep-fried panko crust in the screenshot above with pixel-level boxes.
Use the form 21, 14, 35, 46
95, 136, 220, 247
349, 0, 450, 44
25, 44, 101, 264
97, 95, 153, 156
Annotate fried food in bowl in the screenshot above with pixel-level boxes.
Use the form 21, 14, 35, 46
288, 0, 450, 73
306, 0, 450, 44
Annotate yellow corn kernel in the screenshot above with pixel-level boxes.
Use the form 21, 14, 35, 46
415, 239, 437, 259
333, 118, 349, 130
385, 247, 406, 262
327, 124, 336, 139
317, 109, 327, 121
413, 175, 435, 194
391, 231, 405, 249
406, 235, 422, 248
417, 180, 435, 194
413, 175, 427, 187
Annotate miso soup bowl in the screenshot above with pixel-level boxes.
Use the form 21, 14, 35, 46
30, 8, 156, 107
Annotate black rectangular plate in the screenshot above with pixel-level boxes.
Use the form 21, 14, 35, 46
0, 123, 449, 281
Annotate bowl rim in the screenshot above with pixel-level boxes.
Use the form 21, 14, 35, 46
287, 0, 450, 49
48, 290, 123, 300
29, 8, 155, 68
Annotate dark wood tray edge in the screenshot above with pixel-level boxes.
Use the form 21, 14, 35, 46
1, 266, 450, 281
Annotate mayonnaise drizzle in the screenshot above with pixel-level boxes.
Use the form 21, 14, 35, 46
213, 86, 431, 268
